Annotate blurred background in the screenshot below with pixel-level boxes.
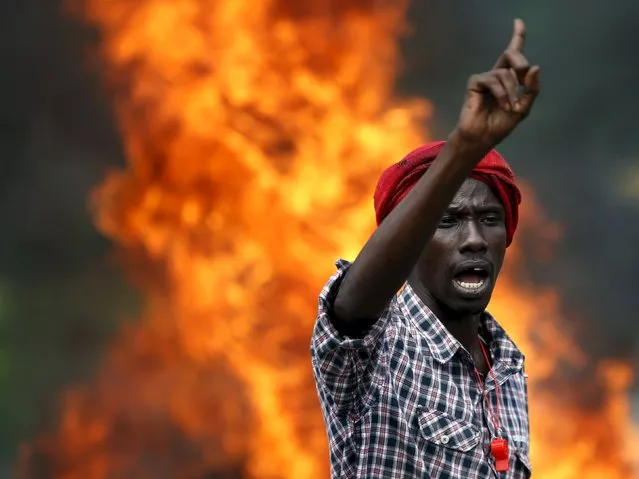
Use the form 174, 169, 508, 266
0, 0, 638, 477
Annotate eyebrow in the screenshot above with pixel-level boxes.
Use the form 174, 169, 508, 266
446, 203, 504, 214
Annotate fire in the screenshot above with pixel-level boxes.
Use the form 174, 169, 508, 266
16, 0, 638, 478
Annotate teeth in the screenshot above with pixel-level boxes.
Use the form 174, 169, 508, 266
456, 280, 485, 290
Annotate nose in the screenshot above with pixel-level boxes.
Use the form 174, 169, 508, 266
459, 219, 488, 253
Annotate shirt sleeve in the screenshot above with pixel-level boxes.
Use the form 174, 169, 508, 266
310, 259, 392, 417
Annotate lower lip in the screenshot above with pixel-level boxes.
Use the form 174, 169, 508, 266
452, 278, 490, 298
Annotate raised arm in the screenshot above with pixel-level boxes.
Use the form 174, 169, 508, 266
333, 19, 540, 326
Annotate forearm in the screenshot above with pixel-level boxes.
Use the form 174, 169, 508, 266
333, 131, 491, 323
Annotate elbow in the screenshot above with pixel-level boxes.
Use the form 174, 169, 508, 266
333, 290, 380, 330
332, 300, 374, 339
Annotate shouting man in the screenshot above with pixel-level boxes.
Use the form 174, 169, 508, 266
311, 19, 540, 479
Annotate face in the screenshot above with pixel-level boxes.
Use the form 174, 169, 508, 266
413, 178, 507, 315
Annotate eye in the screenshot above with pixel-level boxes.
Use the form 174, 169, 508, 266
439, 215, 458, 228
482, 214, 503, 226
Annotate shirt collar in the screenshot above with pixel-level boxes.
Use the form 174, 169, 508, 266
397, 284, 524, 366
481, 310, 525, 368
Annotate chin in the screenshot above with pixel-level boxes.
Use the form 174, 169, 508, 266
447, 292, 493, 315
459, 301, 489, 315
443, 301, 484, 316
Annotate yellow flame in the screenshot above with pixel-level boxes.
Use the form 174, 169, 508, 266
15, 1, 638, 478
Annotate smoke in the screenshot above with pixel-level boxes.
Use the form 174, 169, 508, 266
398, 0, 639, 357
0, 0, 133, 463
0, 0, 637, 465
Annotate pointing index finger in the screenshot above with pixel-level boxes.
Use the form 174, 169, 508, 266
508, 18, 526, 52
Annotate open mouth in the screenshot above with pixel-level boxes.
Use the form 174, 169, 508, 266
453, 266, 490, 293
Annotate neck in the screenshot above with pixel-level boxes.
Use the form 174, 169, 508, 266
408, 278, 482, 355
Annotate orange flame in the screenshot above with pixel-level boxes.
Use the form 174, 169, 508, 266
16, 1, 638, 478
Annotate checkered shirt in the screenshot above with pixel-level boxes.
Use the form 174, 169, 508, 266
311, 260, 532, 479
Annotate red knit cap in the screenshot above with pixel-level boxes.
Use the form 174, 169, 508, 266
373, 141, 522, 246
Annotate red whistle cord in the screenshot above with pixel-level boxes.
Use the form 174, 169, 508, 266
473, 336, 509, 473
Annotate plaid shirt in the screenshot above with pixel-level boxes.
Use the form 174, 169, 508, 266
311, 260, 531, 479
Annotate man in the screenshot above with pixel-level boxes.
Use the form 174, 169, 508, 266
310, 19, 540, 479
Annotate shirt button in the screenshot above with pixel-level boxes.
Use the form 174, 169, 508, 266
440, 435, 450, 445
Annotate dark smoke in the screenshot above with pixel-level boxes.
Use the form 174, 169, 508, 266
399, 0, 639, 356
0, 0, 637, 468
0, 0, 133, 466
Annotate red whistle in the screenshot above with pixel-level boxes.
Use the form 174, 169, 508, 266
490, 438, 509, 472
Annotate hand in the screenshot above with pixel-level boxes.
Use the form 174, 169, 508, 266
454, 19, 540, 149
